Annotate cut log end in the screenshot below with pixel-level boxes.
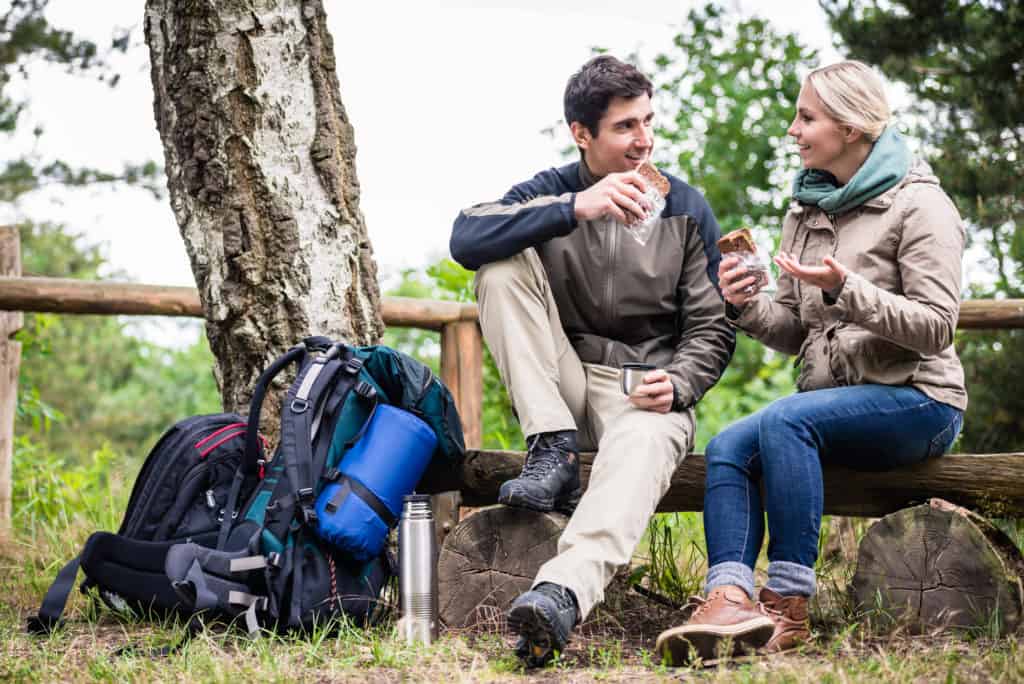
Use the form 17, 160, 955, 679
437, 505, 567, 629
851, 499, 1024, 635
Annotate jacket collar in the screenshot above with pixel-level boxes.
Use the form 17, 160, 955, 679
793, 157, 938, 216
577, 158, 599, 189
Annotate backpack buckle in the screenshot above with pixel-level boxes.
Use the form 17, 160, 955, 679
343, 357, 363, 375
296, 488, 318, 525
323, 468, 341, 482
300, 506, 319, 526
355, 381, 376, 400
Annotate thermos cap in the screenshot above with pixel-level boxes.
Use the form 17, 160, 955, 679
403, 494, 432, 504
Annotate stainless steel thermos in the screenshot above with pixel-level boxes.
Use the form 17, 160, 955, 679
399, 494, 438, 644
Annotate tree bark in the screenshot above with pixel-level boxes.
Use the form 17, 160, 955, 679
144, 0, 383, 425
852, 499, 1024, 635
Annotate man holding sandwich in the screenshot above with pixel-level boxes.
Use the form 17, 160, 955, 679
449, 55, 734, 666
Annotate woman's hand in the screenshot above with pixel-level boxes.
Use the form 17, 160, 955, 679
774, 252, 849, 295
628, 369, 674, 414
718, 255, 762, 307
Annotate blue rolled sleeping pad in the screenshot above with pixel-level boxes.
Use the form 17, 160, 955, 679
314, 404, 437, 562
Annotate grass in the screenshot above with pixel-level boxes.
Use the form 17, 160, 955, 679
4, 479, 1024, 682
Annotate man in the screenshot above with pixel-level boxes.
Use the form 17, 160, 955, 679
449, 55, 734, 666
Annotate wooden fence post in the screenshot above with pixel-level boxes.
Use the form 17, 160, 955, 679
0, 226, 22, 540
440, 320, 483, 449
434, 320, 484, 542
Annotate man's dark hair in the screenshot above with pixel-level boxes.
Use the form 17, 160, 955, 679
564, 55, 653, 136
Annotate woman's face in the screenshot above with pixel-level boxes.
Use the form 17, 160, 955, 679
787, 84, 848, 174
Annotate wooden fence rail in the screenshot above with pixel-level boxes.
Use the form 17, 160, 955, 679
3, 222, 1024, 530
2, 274, 1023, 330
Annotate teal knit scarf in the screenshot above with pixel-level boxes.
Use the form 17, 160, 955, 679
791, 125, 911, 214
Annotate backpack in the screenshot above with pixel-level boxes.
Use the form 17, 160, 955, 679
28, 336, 464, 636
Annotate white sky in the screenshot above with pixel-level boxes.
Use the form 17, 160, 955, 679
2, 0, 840, 290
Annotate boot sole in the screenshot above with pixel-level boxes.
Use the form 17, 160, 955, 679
655, 616, 776, 667
498, 487, 582, 515
507, 601, 571, 668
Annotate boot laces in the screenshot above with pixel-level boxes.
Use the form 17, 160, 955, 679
520, 435, 572, 480
520, 450, 563, 479
683, 595, 709, 620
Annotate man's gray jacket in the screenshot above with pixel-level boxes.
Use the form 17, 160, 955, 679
450, 160, 735, 411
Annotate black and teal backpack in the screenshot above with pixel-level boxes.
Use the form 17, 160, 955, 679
29, 336, 464, 636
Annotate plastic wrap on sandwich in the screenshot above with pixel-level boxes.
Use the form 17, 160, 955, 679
717, 228, 776, 294
619, 162, 669, 246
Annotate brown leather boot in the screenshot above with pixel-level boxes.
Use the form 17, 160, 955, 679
655, 585, 776, 666
757, 588, 812, 653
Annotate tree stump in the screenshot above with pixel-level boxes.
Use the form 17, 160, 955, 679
852, 498, 1024, 634
438, 506, 566, 628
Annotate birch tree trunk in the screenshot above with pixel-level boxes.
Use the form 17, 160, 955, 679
144, 0, 383, 423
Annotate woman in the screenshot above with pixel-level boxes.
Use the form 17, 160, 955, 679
656, 60, 967, 665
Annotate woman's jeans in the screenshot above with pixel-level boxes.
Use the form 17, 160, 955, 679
703, 384, 963, 598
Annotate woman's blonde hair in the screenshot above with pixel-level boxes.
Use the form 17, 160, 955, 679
805, 60, 891, 141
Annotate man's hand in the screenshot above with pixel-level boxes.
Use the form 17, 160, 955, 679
774, 252, 848, 295
628, 368, 674, 414
574, 171, 652, 224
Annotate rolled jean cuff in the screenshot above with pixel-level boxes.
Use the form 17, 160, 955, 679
765, 560, 816, 597
705, 561, 755, 599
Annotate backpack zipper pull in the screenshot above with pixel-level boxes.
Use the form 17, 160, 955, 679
205, 489, 217, 509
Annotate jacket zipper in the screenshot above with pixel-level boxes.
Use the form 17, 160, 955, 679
604, 220, 618, 342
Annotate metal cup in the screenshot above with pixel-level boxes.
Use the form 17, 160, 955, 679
620, 363, 656, 395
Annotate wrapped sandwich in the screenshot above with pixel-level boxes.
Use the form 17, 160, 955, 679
623, 162, 669, 246
717, 228, 771, 294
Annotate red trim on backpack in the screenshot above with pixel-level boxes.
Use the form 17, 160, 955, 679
195, 422, 246, 450
199, 429, 246, 459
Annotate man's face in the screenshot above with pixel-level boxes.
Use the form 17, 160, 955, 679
572, 94, 654, 177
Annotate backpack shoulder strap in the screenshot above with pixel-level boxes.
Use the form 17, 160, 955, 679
244, 344, 307, 472
26, 554, 82, 634
280, 343, 365, 527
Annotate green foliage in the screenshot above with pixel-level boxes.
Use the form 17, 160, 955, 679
11, 434, 125, 537
822, 0, 1024, 450
649, 3, 814, 235
15, 221, 221, 463
957, 330, 1024, 451
693, 336, 795, 450
383, 260, 524, 451
0, 0, 162, 203
633, 512, 706, 603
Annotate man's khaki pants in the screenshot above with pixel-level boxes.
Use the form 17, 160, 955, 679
475, 249, 694, 619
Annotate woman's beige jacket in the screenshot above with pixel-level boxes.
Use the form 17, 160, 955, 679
731, 158, 967, 410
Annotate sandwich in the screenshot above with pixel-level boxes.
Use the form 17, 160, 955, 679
637, 162, 670, 198
717, 228, 758, 254
717, 228, 769, 290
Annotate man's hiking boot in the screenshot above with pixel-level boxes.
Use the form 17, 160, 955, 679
655, 585, 775, 666
498, 431, 581, 514
757, 588, 811, 654
507, 582, 580, 668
